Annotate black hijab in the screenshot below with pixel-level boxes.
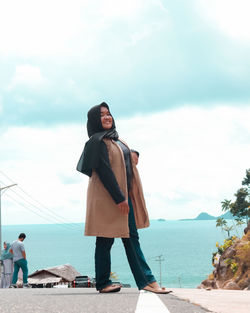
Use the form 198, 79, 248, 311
76, 102, 119, 176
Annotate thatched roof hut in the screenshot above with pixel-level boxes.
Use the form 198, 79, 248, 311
28, 264, 81, 286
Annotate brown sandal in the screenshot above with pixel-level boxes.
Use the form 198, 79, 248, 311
142, 285, 172, 294
99, 284, 121, 293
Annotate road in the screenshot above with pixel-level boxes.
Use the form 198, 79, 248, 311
0, 288, 249, 313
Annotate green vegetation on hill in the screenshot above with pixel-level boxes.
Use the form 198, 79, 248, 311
216, 169, 250, 237
199, 169, 250, 290
199, 226, 250, 290
220, 169, 250, 224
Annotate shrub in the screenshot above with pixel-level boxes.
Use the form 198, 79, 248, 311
236, 242, 250, 266
225, 258, 239, 274
216, 236, 238, 255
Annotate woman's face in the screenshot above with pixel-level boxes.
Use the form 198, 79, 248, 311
100, 106, 113, 130
4, 243, 7, 250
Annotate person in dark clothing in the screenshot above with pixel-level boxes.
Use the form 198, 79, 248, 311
77, 102, 171, 294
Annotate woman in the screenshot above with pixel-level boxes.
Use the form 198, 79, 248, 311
77, 102, 171, 294
0, 242, 13, 288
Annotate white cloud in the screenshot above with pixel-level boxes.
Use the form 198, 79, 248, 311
0, 105, 249, 224
0, 0, 84, 56
0, 124, 88, 225
197, 0, 250, 41
8, 65, 46, 90
117, 105, 250, 219
0, 0, 168, 57
0, 96, 3, 115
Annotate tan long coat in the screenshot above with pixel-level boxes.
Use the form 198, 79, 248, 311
84, 139, 149, 238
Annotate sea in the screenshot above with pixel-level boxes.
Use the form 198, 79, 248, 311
2, 220, 245, 288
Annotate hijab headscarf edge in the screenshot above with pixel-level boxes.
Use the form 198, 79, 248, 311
1, 242, 13, 260
77, 102, 119, 176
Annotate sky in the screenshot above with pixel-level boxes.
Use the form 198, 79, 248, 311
0, 0, 250, 225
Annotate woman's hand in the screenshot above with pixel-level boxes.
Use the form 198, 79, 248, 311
117, 200, 129, 215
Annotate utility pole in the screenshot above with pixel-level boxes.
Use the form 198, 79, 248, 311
178, 276, 182, 288
0, 183, 17, 265
155, 255, 164, 287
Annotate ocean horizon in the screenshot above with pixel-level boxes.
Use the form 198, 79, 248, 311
2, 220, 246, 288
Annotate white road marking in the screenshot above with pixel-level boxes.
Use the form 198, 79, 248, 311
135, 290, 171, 313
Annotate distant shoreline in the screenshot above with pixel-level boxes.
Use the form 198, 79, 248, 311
2, 211, 236, 226
153, 211, 235, 222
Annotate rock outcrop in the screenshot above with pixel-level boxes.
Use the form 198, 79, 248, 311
244, 221, 250, 235
198, 222, 250, 290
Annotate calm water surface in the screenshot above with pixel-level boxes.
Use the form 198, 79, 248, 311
2, 220, 243, 288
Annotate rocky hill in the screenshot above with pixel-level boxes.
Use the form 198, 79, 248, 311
180, 211, 234, 221
198, 222, 250, 290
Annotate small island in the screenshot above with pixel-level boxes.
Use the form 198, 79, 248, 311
180, 211, 234, 221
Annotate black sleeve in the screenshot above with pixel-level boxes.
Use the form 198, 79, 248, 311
95, 141, 126, 204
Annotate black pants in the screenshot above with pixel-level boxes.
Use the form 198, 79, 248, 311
95, 198, 156, 290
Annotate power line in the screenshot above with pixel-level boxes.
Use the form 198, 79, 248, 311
8, 188, 80, 229
0, 171, 82, 230
5, 193, 80, 231
16, 186, 81, 228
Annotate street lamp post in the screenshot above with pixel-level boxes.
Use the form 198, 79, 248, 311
0, 183, 17, 277
155, 255, 165, 287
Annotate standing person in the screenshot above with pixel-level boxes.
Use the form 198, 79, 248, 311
77, 102, 171, 294
0, 242, 13, 288
9, 233, 30, 288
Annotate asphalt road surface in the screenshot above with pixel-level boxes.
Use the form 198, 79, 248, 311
0, 288, 208, 313
0, 287, 249, 313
